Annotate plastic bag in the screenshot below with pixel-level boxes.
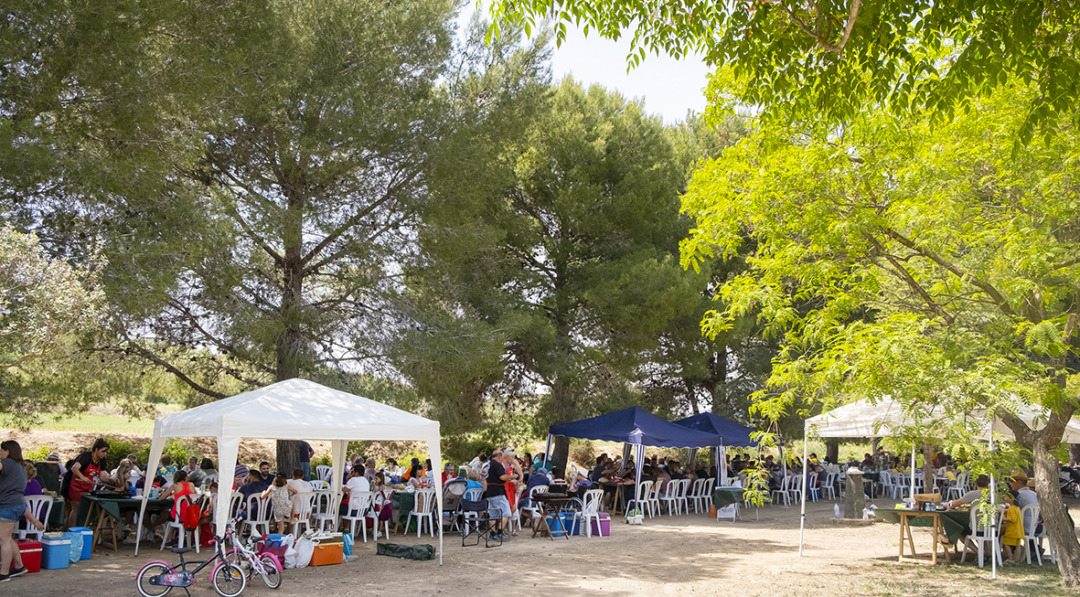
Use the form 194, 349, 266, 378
283, 547, 299, 569
342, 532, 353, 556
63, 532, 83, 563
294, 537, 316, 568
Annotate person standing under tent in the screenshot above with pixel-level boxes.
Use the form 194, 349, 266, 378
298, 440, 314, 481
66, 438, 110, 528
0, 441, 32, 583
484, 449, 514, 541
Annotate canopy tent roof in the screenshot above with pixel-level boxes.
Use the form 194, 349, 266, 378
672, 412, 759, 447
805, 396, 1080, 443
549, 406, 724, 448
137, 378, 444, 562
153, 377, 440, 441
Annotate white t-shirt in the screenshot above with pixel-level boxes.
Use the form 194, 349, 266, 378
286, 479, 309, 494
346, 476, 370, 495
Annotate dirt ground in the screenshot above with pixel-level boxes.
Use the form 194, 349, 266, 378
12, 497, 1078, 597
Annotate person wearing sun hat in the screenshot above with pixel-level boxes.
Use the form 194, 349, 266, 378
1008, 470, 1039, 531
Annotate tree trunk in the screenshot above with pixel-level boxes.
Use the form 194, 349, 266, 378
551, 435, 570, 481
1034, 437, 1080, 586
922, 442, 934, 496
274, 191, 306, 475
825, 438, 839, 464
549, 379, 574, 480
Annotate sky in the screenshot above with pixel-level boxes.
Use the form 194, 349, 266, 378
461, 5, 712, 125
546, 26, 712, 125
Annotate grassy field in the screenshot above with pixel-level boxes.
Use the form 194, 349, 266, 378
0, 402, 182, 435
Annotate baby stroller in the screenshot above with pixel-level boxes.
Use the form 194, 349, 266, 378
442, 479, 468, 532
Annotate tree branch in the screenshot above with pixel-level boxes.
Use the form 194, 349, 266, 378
864, 233, 956, 324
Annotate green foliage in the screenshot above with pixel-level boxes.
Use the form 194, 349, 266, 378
488, 0, 1080, 142
23, 445, 52, 462
136, 439, 200, 471
310, 453, 333, 470
740, 466, 772, 508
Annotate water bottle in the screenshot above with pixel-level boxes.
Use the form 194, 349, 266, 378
834, 504, 841, 519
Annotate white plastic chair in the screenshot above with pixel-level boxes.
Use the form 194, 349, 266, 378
961, 505, 1002, 569
408, 489, 436, 538
660, 479, 687, 516
161, 494, 201, 553
947, 471, 970, 501
308, 480, 329, 491
821, 472, 837, 501
239, 494, 272, 540
461, 488, 484, 535
645, 481, 663, 518
787, 474, 804, 505
310, 491, 338, 532
686, 478, 705, 513
19, 495, 53, 541
574, 489, 604, 537
521, 485, 549, 528
508, 484, 526, 534
291, 492, 316, 537
17, 494, 52, 539
635, 481, 655, 518
694, 478, 715, 513
341, 491, 374, 542
367, 490, 393, 540
771, 475, 792, 506
1020, 503, 1042, 565
315, 465, 333, 483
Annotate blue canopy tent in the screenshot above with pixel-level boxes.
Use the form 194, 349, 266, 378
543, 406, 726, 504
673, 412, 759, 486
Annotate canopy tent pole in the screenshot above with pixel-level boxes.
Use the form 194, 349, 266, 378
990, 421, 997, 580
634, 443, 644, 503
428, 435, 444, 565
135, 429, 167, 556
622, 443, 633, 465
543, 434, 553, 470
780, 444, 787, 477
718, 445, 728, 486
799, 421, 808, 556
910, 443, 917, 501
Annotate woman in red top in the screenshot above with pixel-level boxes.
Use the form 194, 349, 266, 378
141, 470, 197, 538
65, 438, 110, 528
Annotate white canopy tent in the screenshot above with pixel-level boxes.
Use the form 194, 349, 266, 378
798, 396, 1080, 577
135, 378, 446, 563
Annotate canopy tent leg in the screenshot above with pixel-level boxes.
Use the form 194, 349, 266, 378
214, 436, 241, 543
718, 445, 728, 487
428, 436, 444, 565
799, 421, 808, 556
622, 443, 633, 465
135, 430, 167, 556
633, 444, 644, 503
330, 440, 347, 526
543, 434, 553, 470
910, 443, 916, 502
990, 422, 996, 580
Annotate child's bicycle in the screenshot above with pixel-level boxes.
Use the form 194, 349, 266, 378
222, 517, 283, 590
135, 527, 247, 597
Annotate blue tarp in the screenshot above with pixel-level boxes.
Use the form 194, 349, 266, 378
548, 406, 725, 448
672, 412, 759, 447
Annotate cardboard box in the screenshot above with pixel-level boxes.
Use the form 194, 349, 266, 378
41, 533, 70, 569
17, 540, 42, 573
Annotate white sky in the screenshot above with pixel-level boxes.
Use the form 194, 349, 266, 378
462, 5, 712, 125
547, 26, 712, 125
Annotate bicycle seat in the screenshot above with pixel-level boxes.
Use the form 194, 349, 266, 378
171, 547, 192, 555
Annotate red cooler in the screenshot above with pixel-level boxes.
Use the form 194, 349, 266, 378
17, 539, 42, 573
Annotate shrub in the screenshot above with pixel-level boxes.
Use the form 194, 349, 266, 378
569, 440, 596, 468
24, 445, 52, 462
310, 453, 333, 469
136, 439, 201, 470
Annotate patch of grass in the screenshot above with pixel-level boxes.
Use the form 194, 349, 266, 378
0, 413, 156, 434
848, 561, 1071, 597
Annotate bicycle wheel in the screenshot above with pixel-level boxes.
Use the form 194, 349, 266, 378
136, 562, 174, 597
257, 554, 282, 589
211, 563, 247, 597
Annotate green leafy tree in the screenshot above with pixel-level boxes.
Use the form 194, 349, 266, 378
487, 1, 1080, 141
406, 78, 701, 476
680, 85, 1080, 584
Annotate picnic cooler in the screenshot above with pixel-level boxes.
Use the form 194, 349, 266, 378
17, 539, 42, 573
68, 526, 94, 560
257, 534, 289, 562
310, 534, 344, 566
558, 512, 580, 536
544, 513, 567, 537
41, 533, 71, 569
590, 512, 611, 537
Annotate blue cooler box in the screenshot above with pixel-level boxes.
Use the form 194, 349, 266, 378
68, 526, 94, 560
558, 512, 581, 536
41, 533, 71, 569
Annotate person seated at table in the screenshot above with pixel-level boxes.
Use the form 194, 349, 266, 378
364, 458, 377, 484
258, 461, 273, 486
860, 453, 876, 471
402, 458, 424, 482
656, 465, 673, 495
344, 465, 371, 496
155, 454, 177, 486
23, 462, 43, 497
105, 459, 136, 493
589, 455, 608, 483
232, 464, 249, 490
189, 458, 216, 488
237, 471, 266, 519
441, 463, 457, 484
182, 456, 198, 476
286, 468, 309, 494
566, 470, 592, 498
141, 469, 197, 540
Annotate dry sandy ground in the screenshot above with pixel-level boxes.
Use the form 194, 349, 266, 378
12, 498, 1078, 597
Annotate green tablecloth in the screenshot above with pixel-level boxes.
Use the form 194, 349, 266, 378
712, 487, 746, 509
876, 508, 971, 544
76, 495, 172, 527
